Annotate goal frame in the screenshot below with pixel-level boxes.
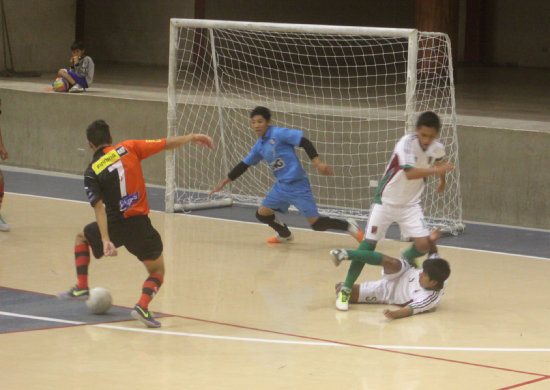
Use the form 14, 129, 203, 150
166, 18, 464, 234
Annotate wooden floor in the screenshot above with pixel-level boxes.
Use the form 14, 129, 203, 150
1, 194, 550, 389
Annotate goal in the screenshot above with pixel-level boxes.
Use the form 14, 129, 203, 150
166, 19, 464, 235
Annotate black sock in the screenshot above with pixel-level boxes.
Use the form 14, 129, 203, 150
311, 216, 347, 231
255, 212, 291, 237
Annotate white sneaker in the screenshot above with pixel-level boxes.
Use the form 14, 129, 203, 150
346, 218, 364, 242
329, 249, 348, 266
266, 233, 294, 244
0, 214, 10, 232
69, 84, 86, 93
427, 252, 440, 259
335, 288, 351, 311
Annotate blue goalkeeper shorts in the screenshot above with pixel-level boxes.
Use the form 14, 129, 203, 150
261, 177, 319, 218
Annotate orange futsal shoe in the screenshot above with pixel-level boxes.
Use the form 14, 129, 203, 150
346, 218, 364, 242
266, 233, 294, 244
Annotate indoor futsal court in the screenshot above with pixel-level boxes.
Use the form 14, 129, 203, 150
1, 15, 550, 388
1, 170, 549, 389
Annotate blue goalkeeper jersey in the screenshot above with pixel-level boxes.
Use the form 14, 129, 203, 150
243, 126, 306, 183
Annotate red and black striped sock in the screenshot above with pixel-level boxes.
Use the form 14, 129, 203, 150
75, 243, 90, 290
137, 273, 164, 310
0, 182, 4, 208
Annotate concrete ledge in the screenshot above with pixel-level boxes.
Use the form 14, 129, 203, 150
0, 88, 167, 185
457, 125, 550, 228
1, 77, 549, 229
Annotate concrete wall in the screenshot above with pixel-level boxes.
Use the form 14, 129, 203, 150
484, 0, 550, 67
458, 125, 550, 227
2, 88, 550, 229
0, 89, 167, 184
83, 0, 194, 66
1, 1, 549, 72
82, 0, 414, 67
0, 0, 75, 73
81, 0, 549, 68
204, 0, 415, 28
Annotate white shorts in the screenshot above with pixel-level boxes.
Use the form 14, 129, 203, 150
364, 203, 429, 241
357, 258, 411, 304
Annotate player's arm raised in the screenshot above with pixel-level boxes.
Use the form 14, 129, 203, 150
164, 134, 214, 150
300, 136, 334, 176
210, 161, 250, 195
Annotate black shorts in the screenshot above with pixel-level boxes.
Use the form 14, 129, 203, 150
83, 215, 163, 261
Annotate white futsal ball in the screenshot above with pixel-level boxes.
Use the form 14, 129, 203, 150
86, 287, 112, 314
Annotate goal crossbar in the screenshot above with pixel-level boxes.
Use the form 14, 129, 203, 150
170, 18, 416, 38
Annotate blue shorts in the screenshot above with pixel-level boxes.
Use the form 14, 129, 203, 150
261, 177, 319, 218
66, 69, 89, 88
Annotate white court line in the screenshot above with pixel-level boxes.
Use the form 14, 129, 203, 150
0, 310, 339, 347
6, 192, 89, 206
0, 311, 84, 325
170, 211, 550, 261
367, 345, 550, 352
2, 310, 550, 352
435, 244, 550, 261
7, 192, 550, 261
95, 323, 342, 346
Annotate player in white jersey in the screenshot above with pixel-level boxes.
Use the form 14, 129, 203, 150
330, 229, 450, 319
335, 111, 454, 310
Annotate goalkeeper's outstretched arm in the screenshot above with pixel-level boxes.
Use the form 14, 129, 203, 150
300, 136, 334, 176
210, 161, 249, 195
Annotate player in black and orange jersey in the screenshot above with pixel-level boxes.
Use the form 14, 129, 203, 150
58, 119, 214, 328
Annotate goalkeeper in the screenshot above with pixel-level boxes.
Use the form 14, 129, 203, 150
210, 106, 363, 244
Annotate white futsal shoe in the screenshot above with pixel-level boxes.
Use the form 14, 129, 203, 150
0, 214, 10, 232
336, 287, 351, 311
329, 249, 348, 267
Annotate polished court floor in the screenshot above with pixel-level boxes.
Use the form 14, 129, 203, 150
1, 193, 550, 390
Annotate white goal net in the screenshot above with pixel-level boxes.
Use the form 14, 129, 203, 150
166, 19, 463, 234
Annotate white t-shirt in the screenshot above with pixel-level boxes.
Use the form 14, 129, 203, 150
374, 133, 445, 207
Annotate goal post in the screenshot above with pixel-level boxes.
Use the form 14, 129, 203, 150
166, 18, 464, 234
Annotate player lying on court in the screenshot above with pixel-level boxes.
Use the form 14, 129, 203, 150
58, 119, 214, 328
210, 106, 363, 244
330, 229, 450, 319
